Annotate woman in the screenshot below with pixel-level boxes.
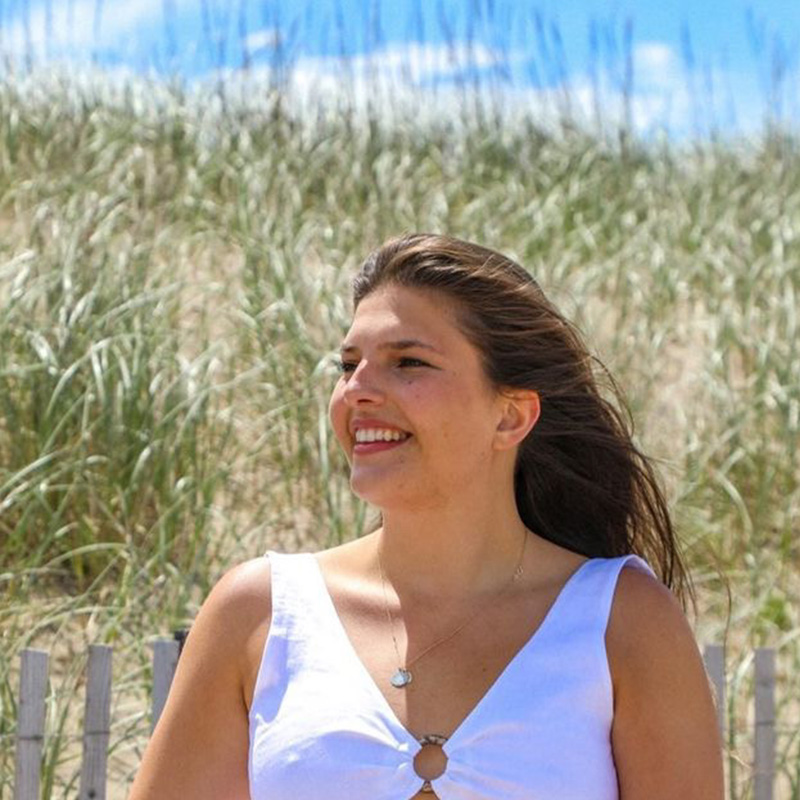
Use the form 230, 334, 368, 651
129, 234, 724, 799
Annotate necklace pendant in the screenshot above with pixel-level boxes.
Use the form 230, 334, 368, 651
391, 668, 413, 688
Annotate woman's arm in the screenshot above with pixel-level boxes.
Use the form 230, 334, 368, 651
128, 558, 272, 800
607, 566, 725, 800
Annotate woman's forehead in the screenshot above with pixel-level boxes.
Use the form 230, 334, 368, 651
344, 285, 464, 347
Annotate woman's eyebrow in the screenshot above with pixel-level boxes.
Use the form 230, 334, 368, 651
339, 339, 442, 355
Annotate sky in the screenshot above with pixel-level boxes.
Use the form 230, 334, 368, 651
1, 0, 799, 138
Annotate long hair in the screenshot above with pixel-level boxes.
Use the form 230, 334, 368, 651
352, 233, 694, 611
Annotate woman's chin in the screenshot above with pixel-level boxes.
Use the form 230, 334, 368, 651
349, 475, 411, 508
349, 483, 396, 507
349, 477, 447, 513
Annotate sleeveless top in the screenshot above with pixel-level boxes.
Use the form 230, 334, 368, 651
249, 550, 657, 800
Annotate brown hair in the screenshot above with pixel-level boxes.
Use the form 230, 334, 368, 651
353, 233, 694, 611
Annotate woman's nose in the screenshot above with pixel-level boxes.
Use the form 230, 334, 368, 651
342, 362, 385, 405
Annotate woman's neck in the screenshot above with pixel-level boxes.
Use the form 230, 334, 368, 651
373, 499, 529, 602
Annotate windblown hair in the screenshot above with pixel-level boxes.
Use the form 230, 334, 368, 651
353, 233, 694, 611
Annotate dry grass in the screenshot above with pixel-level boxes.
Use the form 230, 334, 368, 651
0, 74, 797, 798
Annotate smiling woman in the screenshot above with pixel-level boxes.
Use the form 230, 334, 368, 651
128, 233, 724, 800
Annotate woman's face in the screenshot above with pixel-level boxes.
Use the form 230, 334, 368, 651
329, 283, 508, 510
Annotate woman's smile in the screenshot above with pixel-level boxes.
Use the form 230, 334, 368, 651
353, 436, 412, 455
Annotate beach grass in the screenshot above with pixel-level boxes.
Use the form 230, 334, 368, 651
0, 63, 797, 798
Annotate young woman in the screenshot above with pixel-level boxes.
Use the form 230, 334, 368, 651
129, 234, 724, 799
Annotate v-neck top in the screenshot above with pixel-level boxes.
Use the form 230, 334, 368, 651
248, 549, 656, 800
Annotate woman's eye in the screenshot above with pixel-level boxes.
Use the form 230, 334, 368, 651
334, 357, 428, 374
335, 360, 357, 374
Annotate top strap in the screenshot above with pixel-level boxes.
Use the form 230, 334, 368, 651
265, 550, 336, 641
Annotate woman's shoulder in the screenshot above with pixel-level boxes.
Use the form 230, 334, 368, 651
188, 558, 274, 669
203, 556, 274, 620
128, 559, 272, 799
605, 563, 724, 796
606, 560, 701, 696
608, 560, 686, 633
183, 557, 274, 711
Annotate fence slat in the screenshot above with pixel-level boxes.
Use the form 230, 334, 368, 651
13, 649, 49, 800
703, 644, 726, 738
78, 645, 112, 800
151, 639, 179, 733
753, 648, 775, 800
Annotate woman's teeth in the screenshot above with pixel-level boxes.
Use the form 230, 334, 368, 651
355, 429, 410, 443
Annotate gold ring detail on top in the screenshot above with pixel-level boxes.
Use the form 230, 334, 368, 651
418, 733, 448, 746
414, 732, 449, 791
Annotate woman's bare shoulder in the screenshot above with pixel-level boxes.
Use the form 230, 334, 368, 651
605, 564, 724, 798
128, 557, 273, 800
606, 569, 724, 800
208, 556, 274, 611
607, 564, 688, 646
606, 564, 691, 679
195, 557, 274, 695
194, 557, 273, 641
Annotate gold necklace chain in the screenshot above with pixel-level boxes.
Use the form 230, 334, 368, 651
377, 531, 528, 689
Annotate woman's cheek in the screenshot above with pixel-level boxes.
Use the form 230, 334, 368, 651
328, 389, 350, 455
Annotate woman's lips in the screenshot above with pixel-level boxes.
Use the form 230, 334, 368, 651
353, 436, 412, 455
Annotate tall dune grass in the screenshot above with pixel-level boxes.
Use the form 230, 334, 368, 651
0, 62, 797, 799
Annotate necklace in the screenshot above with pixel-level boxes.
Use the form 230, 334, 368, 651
377, 530, 528, 689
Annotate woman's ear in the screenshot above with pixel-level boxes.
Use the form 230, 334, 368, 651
494, 390, 541, 451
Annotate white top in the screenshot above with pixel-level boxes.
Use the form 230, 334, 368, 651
249, 550, 656, 799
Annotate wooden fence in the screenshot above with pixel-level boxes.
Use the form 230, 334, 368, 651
9, 641, 783, 800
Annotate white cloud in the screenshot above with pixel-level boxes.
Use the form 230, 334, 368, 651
0, 0, 186, 61
266, 39, 690, 136
195, 40, 511, 129
634, 42, 679, 76
244, 28, 282, 54
207, 52, 565, 136
555, 41, 692, 136
269, 37, 766, 140
282, 41, 503, 91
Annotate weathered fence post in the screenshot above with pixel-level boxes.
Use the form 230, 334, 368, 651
151, 638, 179, 733
78, 644, 112, 800
704, 644, 726, 738
753, 648, 775, 800
13, 649, 48, 800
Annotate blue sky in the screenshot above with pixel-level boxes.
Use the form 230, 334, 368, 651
1, 0, 798, 138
